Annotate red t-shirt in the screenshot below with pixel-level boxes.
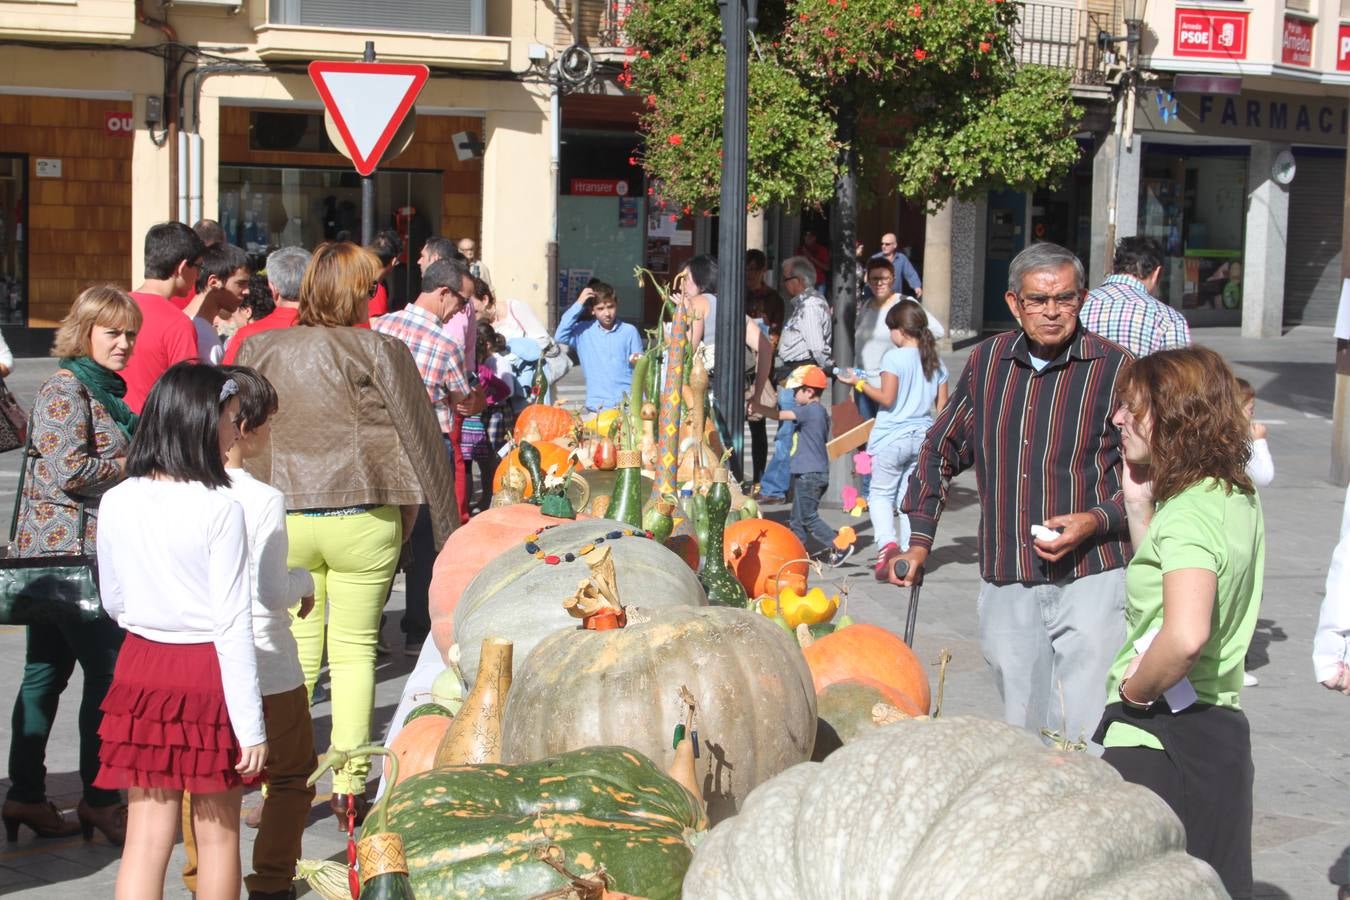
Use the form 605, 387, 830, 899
369, 283, 390, 318
169, 287, 194, 311
124, 291, 200, 414
222, 306, 301, 365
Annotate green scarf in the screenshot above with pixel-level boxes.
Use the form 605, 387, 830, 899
60, 356, 138, 440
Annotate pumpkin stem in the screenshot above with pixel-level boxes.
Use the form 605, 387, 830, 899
795, 623, 814, 649
933, 648, 953, 719
529, 844, 611, 899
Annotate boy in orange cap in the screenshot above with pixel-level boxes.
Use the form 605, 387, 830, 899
755, 365, 856, 566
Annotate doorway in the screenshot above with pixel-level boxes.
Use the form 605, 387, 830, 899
983, 189, 1026, 329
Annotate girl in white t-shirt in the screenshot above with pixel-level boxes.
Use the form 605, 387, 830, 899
94, 362, 266, 900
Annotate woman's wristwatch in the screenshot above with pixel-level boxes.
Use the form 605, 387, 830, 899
1117, 677, 1155, 710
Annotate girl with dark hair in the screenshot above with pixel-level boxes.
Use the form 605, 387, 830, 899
677, 255, 718, 363
839, 300, 948, 573
93, 362, 266, 900
1094, 346, 1263, 899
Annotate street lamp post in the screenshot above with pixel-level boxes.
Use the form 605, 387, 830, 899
713, 0, 756, 481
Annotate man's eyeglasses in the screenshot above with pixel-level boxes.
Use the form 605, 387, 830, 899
1018, 290, 1082, 311
867, 275, 894, 285
880, 241, 897, 247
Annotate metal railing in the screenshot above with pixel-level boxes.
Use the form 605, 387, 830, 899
1013, 2, 1111, 87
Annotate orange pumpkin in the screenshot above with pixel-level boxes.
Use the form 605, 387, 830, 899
429, 504, 592, 660
665, 534, 700, 571
512, 404, 575, 444
492, 442, 575, 498
800, 623, 931, 717
385, 713, 453, 785
723, 518, 809, 598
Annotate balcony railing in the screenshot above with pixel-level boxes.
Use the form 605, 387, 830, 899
1013, 1, 1110, 88
555, 0, 630, 50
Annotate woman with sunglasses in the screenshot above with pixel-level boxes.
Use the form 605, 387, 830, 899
235, 241, 454, 826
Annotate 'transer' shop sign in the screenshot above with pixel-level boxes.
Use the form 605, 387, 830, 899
1174, 8, 1248, 60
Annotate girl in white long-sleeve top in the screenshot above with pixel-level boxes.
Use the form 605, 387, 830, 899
93, 362, 266, 900
1315, 484, 1350, 693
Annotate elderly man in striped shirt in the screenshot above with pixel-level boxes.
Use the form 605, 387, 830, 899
890, 242, 1132, 749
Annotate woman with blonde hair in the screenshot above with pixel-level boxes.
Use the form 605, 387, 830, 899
235, 241, 454, 824
1094, 345, 1263, 899
4, 285, 141, 846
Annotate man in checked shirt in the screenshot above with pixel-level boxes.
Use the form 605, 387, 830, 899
890, 242, 1133, 749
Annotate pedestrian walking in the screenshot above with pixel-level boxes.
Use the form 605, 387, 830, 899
123, 222, 205, 413
3, 286, 141, 847
222, 246, 309, 366
183, 243, 250, 365
1079, 236, 1190, 357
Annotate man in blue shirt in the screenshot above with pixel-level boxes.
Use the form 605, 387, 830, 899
555, 281, 644, 412
870, 233, 923, 298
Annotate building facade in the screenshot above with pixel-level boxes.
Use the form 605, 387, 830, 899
0, 0, 559, 350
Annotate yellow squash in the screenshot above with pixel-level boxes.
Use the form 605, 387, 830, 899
757, 586, 839, 629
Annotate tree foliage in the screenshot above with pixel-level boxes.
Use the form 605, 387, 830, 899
623, 0, 1082, 214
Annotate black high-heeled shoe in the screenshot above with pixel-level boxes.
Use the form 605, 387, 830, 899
330, 792, 369, 832
1, 799, 80, 841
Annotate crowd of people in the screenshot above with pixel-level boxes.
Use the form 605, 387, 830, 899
0, 215, 1345, 900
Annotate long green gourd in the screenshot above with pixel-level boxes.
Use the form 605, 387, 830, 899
609, 449, 645, 528
699, 469, 749, 607
309, 745, 416, 900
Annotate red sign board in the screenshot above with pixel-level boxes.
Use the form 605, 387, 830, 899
104, 111, 134, 137
307, 61, 429, 177
1282, 17, 1313, 67
1174, 8, 1248, 59
1339, 24, 1350, 71
570, 179, 630, 196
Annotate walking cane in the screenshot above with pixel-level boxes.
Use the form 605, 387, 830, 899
889, 558, 922, 647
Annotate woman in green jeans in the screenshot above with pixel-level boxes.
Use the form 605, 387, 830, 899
237, 242, 455, 825
4, 285, 141, 845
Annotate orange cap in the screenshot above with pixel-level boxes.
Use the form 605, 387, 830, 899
786, 364, 829, 390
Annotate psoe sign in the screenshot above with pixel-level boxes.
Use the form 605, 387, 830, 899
1338, 24, 1350, 72
1174, 8, 1248, 60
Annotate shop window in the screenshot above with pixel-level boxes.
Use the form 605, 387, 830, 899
218, 165, 443, 309
1284, 0, 1311, 10
0, 156, 26, 325
268, 0, 485, 35
249, 111, 338, 154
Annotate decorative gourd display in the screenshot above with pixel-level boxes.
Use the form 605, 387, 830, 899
502, 601, 817, 822
724, 518, 809, 598
799, 622, 931, 718
428, 504, 592, 662
435, 637, 512, 767
453, 517, 706, 686
379, 746, 706, 900
683, 717, 1227, 898
492, 441, 575, 498
757, 585, 839, 629
312, 745, 416, 900
664, 534, 700, 571
385, 711, 452, 786
513, 403, 575, 444
698, 469, 749, 607
607, 449, 646, 528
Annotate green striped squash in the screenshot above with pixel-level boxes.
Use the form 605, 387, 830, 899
377, 745, 707, 899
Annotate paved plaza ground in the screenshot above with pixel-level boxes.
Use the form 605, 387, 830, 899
0, 325, 1348, 897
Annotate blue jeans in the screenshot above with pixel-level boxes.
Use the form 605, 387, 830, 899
759, 386, 797, 498
790, 471, 836, 550
867, 430, 926, 550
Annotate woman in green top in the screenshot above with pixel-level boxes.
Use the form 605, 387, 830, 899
1093, 346, 1263, 900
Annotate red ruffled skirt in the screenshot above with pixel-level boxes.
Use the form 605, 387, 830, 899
95, 633, 244, 794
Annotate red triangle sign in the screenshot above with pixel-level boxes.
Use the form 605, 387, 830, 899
308, 61, 429, 176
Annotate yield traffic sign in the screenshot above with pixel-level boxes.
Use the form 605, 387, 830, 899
308, 61, 430, 176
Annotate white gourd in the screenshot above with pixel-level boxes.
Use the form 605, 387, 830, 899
683, 716, 1228, 900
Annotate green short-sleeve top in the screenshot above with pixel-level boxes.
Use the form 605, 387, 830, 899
1103, 478, 1264, 749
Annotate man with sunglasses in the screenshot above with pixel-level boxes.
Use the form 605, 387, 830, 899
890, 241, 1133, 751
871, 232, 923, 299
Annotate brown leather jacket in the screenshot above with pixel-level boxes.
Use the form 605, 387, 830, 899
237, 326, 457, 548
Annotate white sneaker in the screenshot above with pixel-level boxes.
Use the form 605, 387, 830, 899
1243, 670, 1259, 687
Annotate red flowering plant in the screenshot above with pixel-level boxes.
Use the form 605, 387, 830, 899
625, 0, 1080, 215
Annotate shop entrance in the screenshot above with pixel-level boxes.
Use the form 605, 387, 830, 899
983, 189, 1026, 330
0, 155, 27, 325
218, 165, 443, 310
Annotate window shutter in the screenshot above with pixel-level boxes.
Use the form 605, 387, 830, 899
275, 0, 482, 34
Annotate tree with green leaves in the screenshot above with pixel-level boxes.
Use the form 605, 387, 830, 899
624, 0, 1082, 335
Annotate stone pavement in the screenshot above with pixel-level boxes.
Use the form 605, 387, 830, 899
0, 325, 1348, 897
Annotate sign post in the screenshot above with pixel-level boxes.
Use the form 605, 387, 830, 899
308, 45, 429, 244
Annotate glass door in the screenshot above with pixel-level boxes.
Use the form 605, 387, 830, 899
0, 155, 27, 324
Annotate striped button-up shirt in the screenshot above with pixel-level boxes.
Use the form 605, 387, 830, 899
1079, 274, 1191, 358
903, 327, 1132, 585
774, 289, 833, 371
372, 304, 469, 435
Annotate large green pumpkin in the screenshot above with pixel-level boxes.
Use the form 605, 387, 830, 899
502, 606, 817, 823
683, 716, 1227, 899
379, 745, 706, 899
454, 517, 706, 686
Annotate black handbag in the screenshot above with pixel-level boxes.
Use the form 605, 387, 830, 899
0, 439, 104, 627
0, 379, 28, 453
